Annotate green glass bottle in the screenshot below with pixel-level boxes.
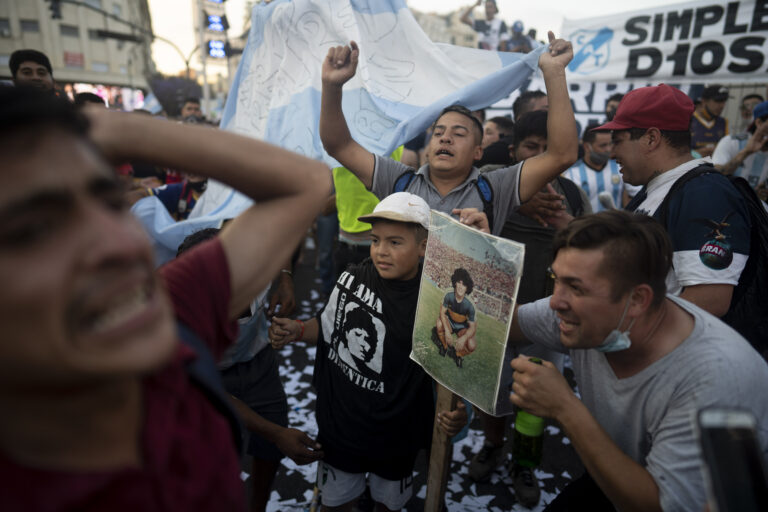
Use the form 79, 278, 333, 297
512, 357, 544, 468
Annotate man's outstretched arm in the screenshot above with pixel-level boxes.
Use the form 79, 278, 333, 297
518, 32, 579, 202
319, 41, 376, 189
459, 1, 481, 27
87, 108, 331, 320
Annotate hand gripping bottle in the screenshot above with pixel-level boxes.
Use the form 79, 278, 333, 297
512, 357, 544, 467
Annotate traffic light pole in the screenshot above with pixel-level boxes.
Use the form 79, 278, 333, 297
197, 0, 210, 117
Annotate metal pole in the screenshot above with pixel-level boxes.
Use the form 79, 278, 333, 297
225, 34, 233, 92
184, 45, 200, 81
197, 0, 210, 115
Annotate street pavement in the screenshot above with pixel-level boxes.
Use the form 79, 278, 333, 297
263, 237, 584, 511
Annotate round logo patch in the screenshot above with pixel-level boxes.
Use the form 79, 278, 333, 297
611, 174, 620, 185
699, 239, 733, 270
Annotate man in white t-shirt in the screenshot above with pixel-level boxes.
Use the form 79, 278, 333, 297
712, 100, 768, 197
507, 210, 768, 511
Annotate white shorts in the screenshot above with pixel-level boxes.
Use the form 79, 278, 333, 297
316, 460, 414, 510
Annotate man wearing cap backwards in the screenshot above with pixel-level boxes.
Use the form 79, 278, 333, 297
690, 85, 730, 157
595, 84, 751, 319
712, 100, 768, 199
320, 35, 578, 237
269, 193, 467, 512
9, 49, 55, 92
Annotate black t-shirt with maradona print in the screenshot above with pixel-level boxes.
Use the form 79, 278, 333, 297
312, 259, 434, 480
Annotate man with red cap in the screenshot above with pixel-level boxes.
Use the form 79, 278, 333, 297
594, 84, 751, 320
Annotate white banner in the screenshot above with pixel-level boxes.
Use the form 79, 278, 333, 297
562, 0, 768, 83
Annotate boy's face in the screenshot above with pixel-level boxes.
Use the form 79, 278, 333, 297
0, 130, 177, 390
369, 221, 426, 281
455, 279, 467, 298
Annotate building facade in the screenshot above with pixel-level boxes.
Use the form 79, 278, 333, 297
410, 9, 476, 48
0, 0, 154, 92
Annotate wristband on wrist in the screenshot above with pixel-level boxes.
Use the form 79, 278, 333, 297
295, 319, 305, 341
280, 269, 293, 277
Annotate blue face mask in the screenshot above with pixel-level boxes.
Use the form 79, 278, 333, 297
596, 297, 636, 353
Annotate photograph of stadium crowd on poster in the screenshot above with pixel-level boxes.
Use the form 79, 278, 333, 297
411, 211, 524, 415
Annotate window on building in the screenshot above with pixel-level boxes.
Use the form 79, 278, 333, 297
113, 3, 123, 17
88, 29, 104, 40
60, 25, 80, 38
0, 19, 10, 38
21, 20, 40, 33
63, 52, 84, 68
92, 61, 109, 73
84, 0, 102, 9
0, 55, 10, 67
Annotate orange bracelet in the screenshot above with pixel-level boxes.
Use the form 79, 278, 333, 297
295, 319, 304, 341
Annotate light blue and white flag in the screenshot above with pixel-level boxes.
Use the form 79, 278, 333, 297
131, 196, 226, 265
135, 0, 543, 262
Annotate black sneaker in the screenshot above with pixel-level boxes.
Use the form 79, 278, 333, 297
468, 442, 504, 482
511, 463, 541, 508
447, 346, 461, 367
431, 326, 446, 356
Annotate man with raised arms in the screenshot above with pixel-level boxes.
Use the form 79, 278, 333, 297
319, 34, 578, 236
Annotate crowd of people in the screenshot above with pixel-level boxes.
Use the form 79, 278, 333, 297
2, 10, 768, 510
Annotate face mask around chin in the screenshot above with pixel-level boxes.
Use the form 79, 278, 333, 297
596, 297, 636, 353
588, 149, 611, 167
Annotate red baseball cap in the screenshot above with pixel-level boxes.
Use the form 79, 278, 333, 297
594, 84, 694, 132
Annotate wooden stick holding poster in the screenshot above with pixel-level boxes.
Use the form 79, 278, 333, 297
424, 384, 458, 511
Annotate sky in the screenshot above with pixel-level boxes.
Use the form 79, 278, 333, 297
148, 0, 249, 77
148, 0, 674, 76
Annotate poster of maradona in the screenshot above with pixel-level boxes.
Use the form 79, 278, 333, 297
411, 211, 524, 416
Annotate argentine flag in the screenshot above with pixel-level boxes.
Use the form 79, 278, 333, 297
135, 0, 544, 263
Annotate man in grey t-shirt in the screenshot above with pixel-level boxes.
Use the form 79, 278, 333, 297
318, 36, 578, 236
506, 211, 768, 511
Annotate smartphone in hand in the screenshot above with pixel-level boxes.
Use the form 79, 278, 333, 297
697, 407, 768, 512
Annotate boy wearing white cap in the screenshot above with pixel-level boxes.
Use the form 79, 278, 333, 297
269, 192, 466, 511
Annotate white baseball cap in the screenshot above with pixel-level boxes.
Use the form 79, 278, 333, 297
358, 192, 431, 229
